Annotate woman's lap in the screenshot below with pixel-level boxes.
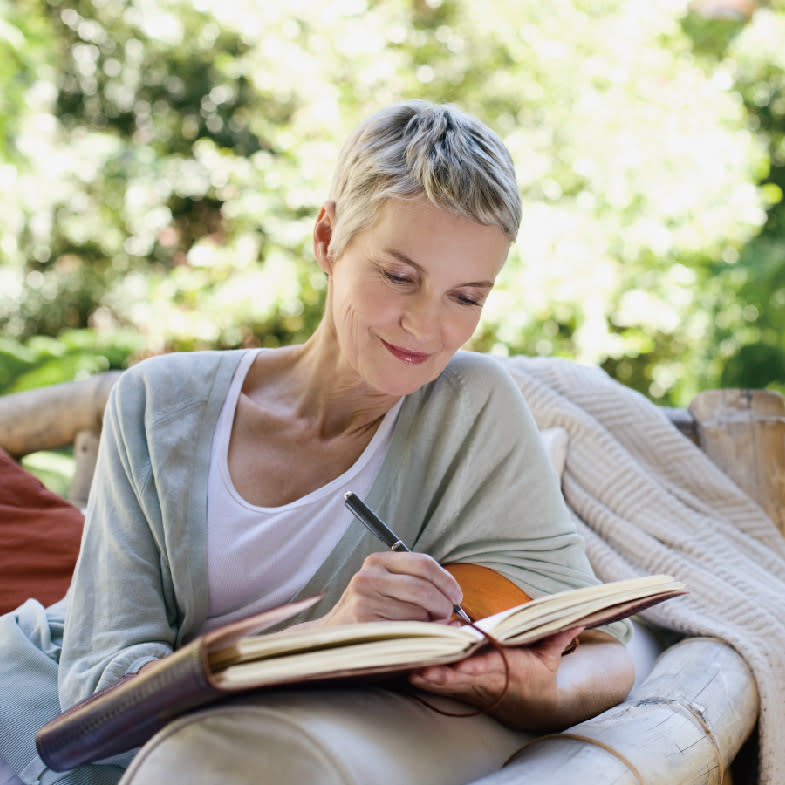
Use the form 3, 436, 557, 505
120, 621, 665, 785
0, 602, 63, 778
0, 602, 123, 785
119, 686, 534, 785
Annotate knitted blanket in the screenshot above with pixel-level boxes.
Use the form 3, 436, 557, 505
503, 356, 785, 785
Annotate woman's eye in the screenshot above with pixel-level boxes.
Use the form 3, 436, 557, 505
383, 270, 413, 285
455, 293, 483, 307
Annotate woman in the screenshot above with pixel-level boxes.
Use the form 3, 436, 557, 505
0, 101, 633, 785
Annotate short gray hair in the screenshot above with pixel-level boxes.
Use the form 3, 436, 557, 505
327, 100, 522, 260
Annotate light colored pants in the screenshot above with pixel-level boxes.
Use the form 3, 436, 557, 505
119, 687, 533, 785
120, 623, 662, 785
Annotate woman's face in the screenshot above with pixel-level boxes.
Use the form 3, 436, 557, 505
316, 196, 510, 396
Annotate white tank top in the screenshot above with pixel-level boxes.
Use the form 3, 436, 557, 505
203, 350, 403, 632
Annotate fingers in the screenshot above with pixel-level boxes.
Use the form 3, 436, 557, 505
408, 627, 585, 699
354, 551, 462, 621
371, 551, 463, 605
408, 652, 510, 710
326, 551, 463, 625
410, 649, 507, 692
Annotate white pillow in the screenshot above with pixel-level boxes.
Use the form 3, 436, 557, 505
539, 427, 569, 481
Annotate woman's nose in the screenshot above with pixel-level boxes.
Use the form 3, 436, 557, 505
400, 293, 439, 341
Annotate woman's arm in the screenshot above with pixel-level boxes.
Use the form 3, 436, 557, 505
291, 547, 633, 732
58, 367, 178, 707
291, 532, 634, 732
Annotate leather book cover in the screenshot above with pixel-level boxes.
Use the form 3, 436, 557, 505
35, 596, 320, 772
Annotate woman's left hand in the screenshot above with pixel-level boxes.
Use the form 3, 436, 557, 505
408, 627, 577, 729
408, 628, 634, 732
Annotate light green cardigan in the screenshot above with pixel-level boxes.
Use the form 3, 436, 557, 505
0, 349, 628, 785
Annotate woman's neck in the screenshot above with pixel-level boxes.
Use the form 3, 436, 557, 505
244, 330, 401, 441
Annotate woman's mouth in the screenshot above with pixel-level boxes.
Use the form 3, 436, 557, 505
381, 339, 431, 366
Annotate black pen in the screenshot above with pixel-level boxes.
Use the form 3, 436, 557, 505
344, 491, 473, 624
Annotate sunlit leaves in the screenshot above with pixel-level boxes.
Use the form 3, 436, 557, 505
1, 0, 783, 403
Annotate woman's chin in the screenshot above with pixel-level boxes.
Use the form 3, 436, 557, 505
367, 361, 444, 397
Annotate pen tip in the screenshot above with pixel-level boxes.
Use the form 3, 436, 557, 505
344, 491, 353, 499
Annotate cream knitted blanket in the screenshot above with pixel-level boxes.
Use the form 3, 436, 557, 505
503, 356, 785, 785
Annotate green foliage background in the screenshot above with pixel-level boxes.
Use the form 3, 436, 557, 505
2, 0, 785, 406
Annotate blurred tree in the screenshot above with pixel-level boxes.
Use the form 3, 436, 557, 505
437, 0, 767, 405
0, 0, 56, 322
680, 0, 785, 395
0, 0, 780, 406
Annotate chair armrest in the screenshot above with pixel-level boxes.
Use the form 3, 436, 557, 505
468, 637, 758, 785
0, 372, 121, 458
0, 371, 122, 507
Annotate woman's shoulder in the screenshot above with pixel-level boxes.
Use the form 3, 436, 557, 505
443, 350, 509, 376
436, 351, 523, 402
125, 348, 247, 378
402, 352, 528, 430
111, 349, 251, 418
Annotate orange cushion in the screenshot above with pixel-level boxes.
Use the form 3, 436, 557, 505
444, 563, 531, 622
0, 448, 83, 613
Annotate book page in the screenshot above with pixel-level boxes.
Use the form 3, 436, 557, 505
475, 575, 685, 642
211, 624, 482, 689
210, 620, 482, 672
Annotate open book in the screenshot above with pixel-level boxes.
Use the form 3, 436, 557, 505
37, 574, 686, 771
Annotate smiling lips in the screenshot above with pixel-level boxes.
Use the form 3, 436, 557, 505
382, 339, 431, 366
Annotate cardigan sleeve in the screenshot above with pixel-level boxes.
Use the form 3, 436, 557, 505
57, 366, 179, 710
57, 351, 246, 709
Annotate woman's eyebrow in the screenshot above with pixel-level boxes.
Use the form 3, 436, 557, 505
382, 248, 420, 268
382, 248, 495, 289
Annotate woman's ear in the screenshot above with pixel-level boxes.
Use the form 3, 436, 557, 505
313, 201, 336, 273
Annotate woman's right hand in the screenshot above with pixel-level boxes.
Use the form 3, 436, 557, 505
319, 551, 464, 626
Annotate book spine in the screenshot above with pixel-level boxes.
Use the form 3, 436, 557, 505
36, 639, 220, 771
